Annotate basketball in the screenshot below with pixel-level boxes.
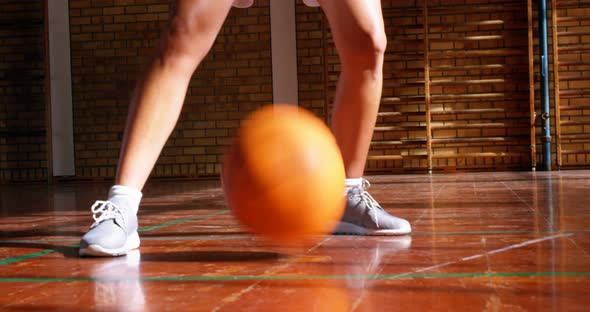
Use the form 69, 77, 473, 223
222, 104, 346, 243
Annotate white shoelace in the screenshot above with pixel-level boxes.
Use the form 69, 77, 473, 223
359, 179, 384, 228
91, 200, 127, 229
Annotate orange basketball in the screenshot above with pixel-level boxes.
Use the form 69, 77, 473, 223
222, 104, 346, 243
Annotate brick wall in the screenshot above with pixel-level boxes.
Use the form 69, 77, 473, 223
374, 0, 429, 172
295, 4, 326, 120
1, 1, 588, 182
426, 0, 531, 171
0, 0, 47, 182
69, 0, 272, 180
548, 1, 590, 168
297, 0, 539, 172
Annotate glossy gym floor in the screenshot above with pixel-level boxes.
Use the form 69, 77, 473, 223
0, 171, 589, 311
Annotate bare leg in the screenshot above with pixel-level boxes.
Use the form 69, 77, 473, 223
320, 0, 386, 178
321, 1, 411, 235
116, 0, 234, 190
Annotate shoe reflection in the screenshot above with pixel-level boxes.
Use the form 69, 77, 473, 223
90, 250, 146, 312
331, 236, 412, 311
342, 236, 412, 288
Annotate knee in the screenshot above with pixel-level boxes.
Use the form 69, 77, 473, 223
339, 28, 387, 72
156, 17, 214, 74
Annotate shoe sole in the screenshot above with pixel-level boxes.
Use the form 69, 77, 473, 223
79, 232, 141, 257
334, 222, 412, 236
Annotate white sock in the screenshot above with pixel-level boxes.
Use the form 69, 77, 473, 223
345, 177, 363, 193
108, 185, 143, 215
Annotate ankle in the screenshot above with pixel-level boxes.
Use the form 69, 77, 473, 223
108, 185, 142, 215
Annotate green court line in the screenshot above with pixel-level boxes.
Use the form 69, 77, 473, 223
0, 249, 58, 266
2, 228, 589, 245
138, 210, 230, 232
1, 271, 589, 283
412, 229, 590, 236
0, 209, 230, 266
0, 235, 250, 244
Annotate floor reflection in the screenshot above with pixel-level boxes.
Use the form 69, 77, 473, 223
90, 250, 146, 312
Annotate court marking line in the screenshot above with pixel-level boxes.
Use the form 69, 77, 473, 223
0, 209, 230, 266
138, 209, 230, 232
0, 271, 589, 283
409, 180, 447, 225
568, 236, 590, 258
412, 229, 590, 235
411, 233, 573, 274
0, 250, 57, 267
0, 235, 250, 244
461, 233, 571, 261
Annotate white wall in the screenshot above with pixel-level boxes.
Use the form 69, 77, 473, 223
47, 0, 75, 176
270, 0, 299, 105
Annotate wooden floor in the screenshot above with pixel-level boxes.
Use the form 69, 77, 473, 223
1, 171, 589, 311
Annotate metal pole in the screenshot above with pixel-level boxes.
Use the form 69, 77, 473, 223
538, 0, 552, 171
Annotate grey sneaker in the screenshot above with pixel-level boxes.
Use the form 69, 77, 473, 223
335, 179, 411, 235
79, 201, 140, 257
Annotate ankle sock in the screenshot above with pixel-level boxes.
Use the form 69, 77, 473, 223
107, 185, 143, 215
345, 177, 363, 193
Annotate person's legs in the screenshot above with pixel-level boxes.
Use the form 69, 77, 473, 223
80, 0, 235, 256
320, 0, 411, 235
